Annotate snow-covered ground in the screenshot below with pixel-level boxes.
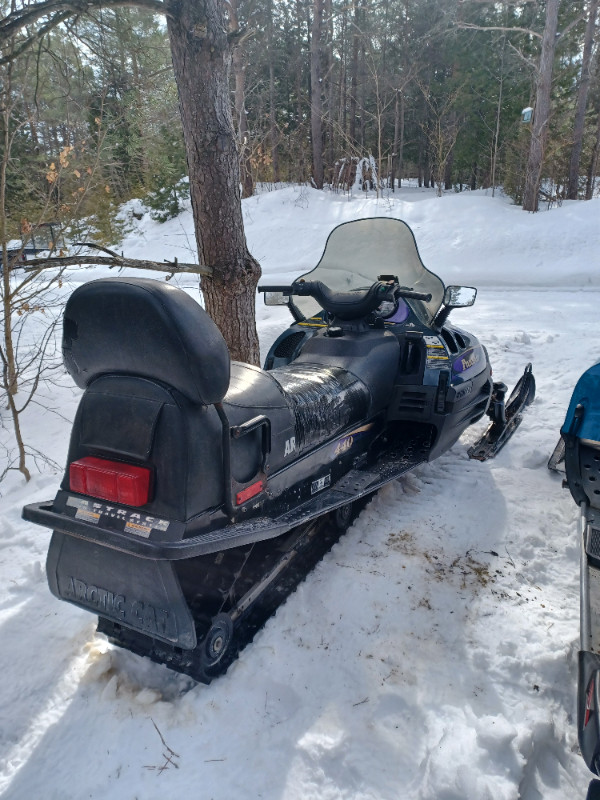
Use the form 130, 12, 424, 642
1, 185, 599, 799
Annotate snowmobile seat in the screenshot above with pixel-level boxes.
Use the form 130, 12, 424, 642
223, 360, 370, 468
62, 277, 230, 405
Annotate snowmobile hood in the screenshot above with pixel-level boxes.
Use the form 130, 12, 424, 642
293, 218, 446, 327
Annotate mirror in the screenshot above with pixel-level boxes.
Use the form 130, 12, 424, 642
443, 285, 477, 308
264, 291, 291, 306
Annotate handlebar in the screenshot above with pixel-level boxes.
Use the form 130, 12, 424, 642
395, 288, 432, 302
259, 282, 431, 306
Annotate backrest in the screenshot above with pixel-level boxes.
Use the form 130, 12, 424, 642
62, 277, 230, 405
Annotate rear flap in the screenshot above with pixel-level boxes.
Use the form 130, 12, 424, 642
47, 531, 197, 649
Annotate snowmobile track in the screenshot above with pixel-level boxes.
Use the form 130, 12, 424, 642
97, 501, 367, 684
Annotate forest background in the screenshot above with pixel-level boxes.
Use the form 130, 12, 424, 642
1, 0, 598, 244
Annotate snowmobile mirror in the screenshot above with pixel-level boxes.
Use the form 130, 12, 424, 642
443, 286, 477, 308
263, 291, 291, 306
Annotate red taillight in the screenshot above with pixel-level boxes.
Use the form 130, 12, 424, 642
69, 456, 151, 507
236, 480, 264, 506
585, 677, 596, 728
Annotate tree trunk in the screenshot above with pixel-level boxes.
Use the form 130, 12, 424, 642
295, 0, 307, 182
165, 0, 261, 365
310, 0, 324, 188
267, 0, 279, 183
444, 147, 454, 190
229, 0, 253, 199
339, 7, 348, 141
522, 0, 560, 212
326, 0, 335, 175
391, 89, 399, 191
586, 96, 600, 200
398, 89, 405, 188
349, 0, 359, 144
470, 161, 477, 191
491, 33, 507, 198
567, 0, 598, 200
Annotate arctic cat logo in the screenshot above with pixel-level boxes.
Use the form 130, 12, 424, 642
284, 437, 296, 457
63, 576, 173, 638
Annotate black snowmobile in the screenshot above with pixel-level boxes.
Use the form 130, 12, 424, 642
555, 363, 600, 786
23, 217, 535, 683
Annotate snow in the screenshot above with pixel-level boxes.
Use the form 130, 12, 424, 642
1, 184, 600, 799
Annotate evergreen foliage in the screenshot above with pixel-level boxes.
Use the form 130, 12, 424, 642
1, 0, 598, 229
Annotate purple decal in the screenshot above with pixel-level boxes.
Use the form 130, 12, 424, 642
386, 299, 410, 324
453, 348, 480, 374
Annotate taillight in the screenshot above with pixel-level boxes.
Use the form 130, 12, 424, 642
69, 456, 151, 507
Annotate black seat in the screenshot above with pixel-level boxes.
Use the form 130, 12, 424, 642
62, 277, 230, 406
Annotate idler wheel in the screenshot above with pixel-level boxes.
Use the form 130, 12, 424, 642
332, 501, 353, 531
203, 613, 234, 667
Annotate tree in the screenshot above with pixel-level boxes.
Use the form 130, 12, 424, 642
522, 0, 561, 211
229, 0, 254, 198
310, 0, 325, 187
567, 0, 598, 200
0, 0, 262, 365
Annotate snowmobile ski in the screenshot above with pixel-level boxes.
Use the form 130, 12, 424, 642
547, 435, 566, 473
468, 363, 535, 461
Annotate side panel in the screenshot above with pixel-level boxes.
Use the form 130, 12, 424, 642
46, 531, 197, 649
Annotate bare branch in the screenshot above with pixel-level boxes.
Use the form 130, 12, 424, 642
0, 11, 74, 66
0, 0, 166, 38
456, 21, 542, 40
20, 253, 212, 277
0, 0, 168, 66
507, 40, 537, 69
557, 13, 587, 44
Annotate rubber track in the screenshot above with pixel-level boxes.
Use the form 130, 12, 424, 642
97, 504, 364, 684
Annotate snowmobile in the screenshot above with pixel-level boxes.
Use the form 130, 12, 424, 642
22, 217, 535, 683
556, 363, 600, 779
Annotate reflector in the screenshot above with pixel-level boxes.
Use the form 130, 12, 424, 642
236, 480, 264, 506
70, 456, 150, 507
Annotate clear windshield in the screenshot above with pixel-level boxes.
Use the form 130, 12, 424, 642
294, 218, 445, 327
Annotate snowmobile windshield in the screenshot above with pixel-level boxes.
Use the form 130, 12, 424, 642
294, 218, 445, 327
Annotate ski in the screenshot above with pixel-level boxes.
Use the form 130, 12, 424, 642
547, 435, 566, 473
468, 363, 536, 461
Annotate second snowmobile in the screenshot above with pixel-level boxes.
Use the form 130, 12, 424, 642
22, 217, 535, 682
556, 363, 600, 780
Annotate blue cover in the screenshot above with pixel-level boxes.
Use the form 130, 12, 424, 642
562, 362, 600, 441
